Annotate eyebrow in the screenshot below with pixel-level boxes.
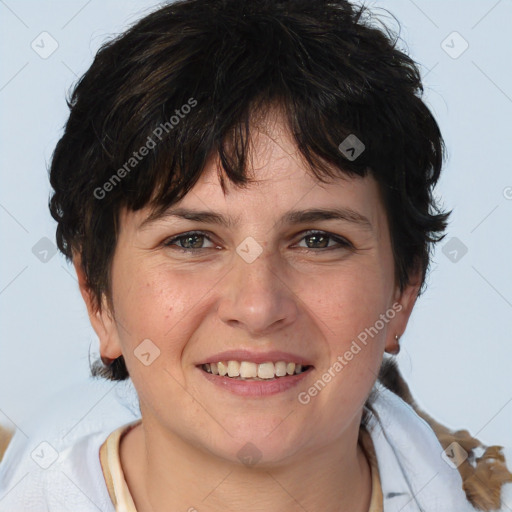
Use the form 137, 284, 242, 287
139, 206, 373, 231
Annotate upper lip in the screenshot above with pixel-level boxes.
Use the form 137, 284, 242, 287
197, 349, 314, 366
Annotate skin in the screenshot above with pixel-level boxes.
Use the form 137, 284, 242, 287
75, 111, 420, 512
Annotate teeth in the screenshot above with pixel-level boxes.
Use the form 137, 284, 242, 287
239, 361, 258, 378
258, 362, 275, 379
217, 361, 228, 376
227, 360, 240, 377
275, 361, 287, 377
203, 360, 309, 379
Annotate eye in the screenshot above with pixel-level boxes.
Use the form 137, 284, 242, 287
163, 231, 218, 252
295, 230, 352, 251
163, 230, 352, 253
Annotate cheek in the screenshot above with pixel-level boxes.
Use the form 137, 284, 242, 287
307, 267, 388, 387
314, 265, 390, 339
299, 274, 388, 434
112, 262, 217, 354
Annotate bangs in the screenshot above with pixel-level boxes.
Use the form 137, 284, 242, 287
131, 96, 372, 222
89, 2, 420, 217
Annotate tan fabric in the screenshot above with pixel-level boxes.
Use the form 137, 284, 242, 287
99, 420, 140, 512
418, 413, 512, 511
99, 422, 383, 512
0, 425, 14, 463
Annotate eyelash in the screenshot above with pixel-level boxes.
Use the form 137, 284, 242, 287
163, 230, 353, 253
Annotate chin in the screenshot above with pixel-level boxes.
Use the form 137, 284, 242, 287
210, 422, 306, 466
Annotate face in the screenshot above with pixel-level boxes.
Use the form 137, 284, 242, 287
78, 113, 419, 467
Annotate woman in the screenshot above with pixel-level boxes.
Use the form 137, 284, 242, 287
0, 0, 511, 510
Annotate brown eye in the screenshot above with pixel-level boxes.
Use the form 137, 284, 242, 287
297, 231, 352, 250
163, 231, 216, 251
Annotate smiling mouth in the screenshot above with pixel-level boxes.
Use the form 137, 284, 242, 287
199, 361, 313, 380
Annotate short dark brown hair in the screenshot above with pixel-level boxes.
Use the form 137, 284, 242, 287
49, 0, 451, 381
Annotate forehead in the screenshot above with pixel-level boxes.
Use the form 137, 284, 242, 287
125, 112, 388, 238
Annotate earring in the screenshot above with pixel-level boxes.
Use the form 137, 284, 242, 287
388, 334, 401, 355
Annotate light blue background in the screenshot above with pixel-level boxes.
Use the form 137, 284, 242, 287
1, 0, 511, 448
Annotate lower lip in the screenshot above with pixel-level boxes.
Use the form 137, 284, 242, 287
197, 366, 313, 397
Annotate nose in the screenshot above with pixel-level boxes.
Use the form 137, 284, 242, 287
216, 248, 299, 337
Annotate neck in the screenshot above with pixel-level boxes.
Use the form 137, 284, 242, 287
120, 417, 372, 512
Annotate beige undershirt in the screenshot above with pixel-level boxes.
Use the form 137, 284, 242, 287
99, 421, 383, 512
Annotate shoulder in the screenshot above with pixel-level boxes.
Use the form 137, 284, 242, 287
369, 383, 512, 511
0, 429, 115, 511
373, 359, 512, 511
0, 378, 140, 511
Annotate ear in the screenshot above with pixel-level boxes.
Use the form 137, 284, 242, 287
72, 252, 123, 361
385, 265, 422, 353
